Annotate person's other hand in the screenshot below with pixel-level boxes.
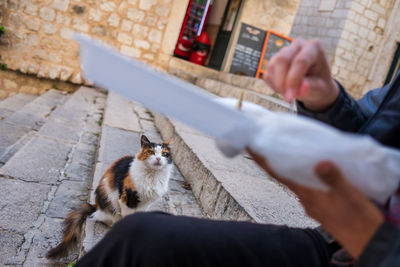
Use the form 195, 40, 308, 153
247, 149, 384, 258
263, 39, 340, 111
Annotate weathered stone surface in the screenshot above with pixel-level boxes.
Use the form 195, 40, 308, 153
0, 131, 35, 164
103, 92, 141, 132
0, 136, 72, 184
0, 230, 25, 266
5, 89, 67, 129
47, 180, 89, 218
0, 178, 51, 232
153, 113, 317, 227
0, 93, 37, 119
23, 217, 78, 266
97, 126, 140, 165
39, 116, 84, 142
0, 122, 30, 158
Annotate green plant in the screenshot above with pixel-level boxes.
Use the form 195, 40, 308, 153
0, 63, 7, 70
0, 25, 5, 34
67, 262, 76, 267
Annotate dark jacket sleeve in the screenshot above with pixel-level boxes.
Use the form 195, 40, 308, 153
296, 82, 392, 133
356, 222, 400, 267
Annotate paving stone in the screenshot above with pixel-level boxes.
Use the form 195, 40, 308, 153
0, 131, 35, 164
39, 116, 85, 142
97, 125, 141, 165
72, 142, 97, 167
65, 161, 93, 181
47, 180, 89, 218
0, 229, 25, 266
103, 92, 141, 132
80, 131, 100, 146
0, 177, 51, 232
0, 121, 30, 158
81, 218, 109, 254
23, 217, 78, 266
5, 90, 67, 129
0, 93, 37, 119
0, 136, 73, 184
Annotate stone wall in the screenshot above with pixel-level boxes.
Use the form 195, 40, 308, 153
0, 69, 79, 99
290, 0, 351, 61
290, 0, 398, 98
332, 0, 394, 97
0, 0, 174, 87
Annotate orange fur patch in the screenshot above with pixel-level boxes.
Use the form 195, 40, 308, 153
136, 147, 154, 161
120, 173, 136, 205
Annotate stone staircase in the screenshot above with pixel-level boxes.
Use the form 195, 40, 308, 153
0, 87, 203, 266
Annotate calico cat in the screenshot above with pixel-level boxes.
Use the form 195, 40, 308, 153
47, 135, 173, 259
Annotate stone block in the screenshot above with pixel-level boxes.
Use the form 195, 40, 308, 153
24, 33, 38, 46
40, 7, 56, 21
103, 92, 141, 132
139, 0, 157, 10
73, 18, 89, 32
108, 13, 120, 27
100, 1, 116, 12
3, 79, 17, 91
117, 32, 132, 45
89, 8, 103, 21
92, 25, 107, 36
144, 14, 157, 26
155, 4, 170, 16
65, 161, 93, 181
52, 0, 69, 11
121, 19, 133, 31
0, 136, 72, 184
364, 10, 378, 21
97, 126, 140, 165
24, 3, 38, 15
25, 17, 41, 31
43, 23, 58, 34
149, 29, 162, 43
56, 12, 71, 25
132, 24, 148, 38
121, 45, 141, 58
127, 8, 145, 22
47, 180, 89, 218
39, 117, 83, 142
0, 178, 51, 232
134, 39, 150, 49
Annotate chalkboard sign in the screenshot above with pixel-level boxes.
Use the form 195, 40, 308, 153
256, 31, 292, 78
229, 23, 266, 77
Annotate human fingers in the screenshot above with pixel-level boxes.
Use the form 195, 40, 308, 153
264, 39, 304, 95
285, 39, 322, 101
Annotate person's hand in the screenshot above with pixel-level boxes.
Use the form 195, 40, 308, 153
263, 39, 340, 111
247, 149, 384, 258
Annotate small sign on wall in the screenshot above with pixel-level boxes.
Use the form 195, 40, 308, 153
229, 23, 266, 77
256, 31, 292, 79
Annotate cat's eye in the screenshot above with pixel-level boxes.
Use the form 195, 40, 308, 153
162, 152, 169, 157
148, 150, 155, 155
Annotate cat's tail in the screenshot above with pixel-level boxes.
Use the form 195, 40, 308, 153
46, 203, 97, 259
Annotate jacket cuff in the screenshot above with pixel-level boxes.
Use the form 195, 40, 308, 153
356, 222, 400, 267
296, 81, 347, 120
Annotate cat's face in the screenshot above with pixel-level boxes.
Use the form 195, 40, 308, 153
137, 135, 172, 169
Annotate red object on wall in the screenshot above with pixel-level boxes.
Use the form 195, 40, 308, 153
174, 0, 211, 59
189, 32, 211, 65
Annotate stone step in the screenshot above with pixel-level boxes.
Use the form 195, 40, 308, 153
153, 113, 317, 228
81, 92, 203, 256
0, 93, 37, 120
0, 90, 68, 166
195, 77, 291, 112
0, 87, 106, 266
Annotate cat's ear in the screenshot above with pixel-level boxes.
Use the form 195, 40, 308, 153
141, 135, 151, 147
164, 139, 172, 145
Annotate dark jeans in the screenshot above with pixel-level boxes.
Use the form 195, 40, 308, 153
76, 212, 335, 267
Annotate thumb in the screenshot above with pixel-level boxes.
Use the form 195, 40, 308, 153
315, 161, 348, 190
